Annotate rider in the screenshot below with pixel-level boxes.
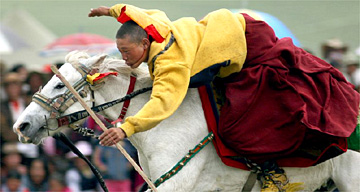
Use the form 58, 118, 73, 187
89, 4, 359, 191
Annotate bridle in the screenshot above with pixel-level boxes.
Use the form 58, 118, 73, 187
32, 64, 91, 131
32, 63, 151, 132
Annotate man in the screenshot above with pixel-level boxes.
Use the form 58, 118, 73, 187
89, 4, 359, 191
321, 38, 348, 70
1, 72, 27, 144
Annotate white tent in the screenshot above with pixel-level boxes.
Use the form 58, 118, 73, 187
0, 9, 65, 71
2, 9, 56, 49
356, 46, 360, 56
0, 23, 29, 54
0, 31, 12, 54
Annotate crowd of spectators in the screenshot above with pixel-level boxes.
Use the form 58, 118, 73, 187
0, 38, 359, 191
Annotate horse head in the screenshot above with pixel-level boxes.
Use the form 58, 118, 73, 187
12, 51, 139, 145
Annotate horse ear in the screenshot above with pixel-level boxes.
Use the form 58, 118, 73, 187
89, 54, 107, 75
93, 54, 107, 68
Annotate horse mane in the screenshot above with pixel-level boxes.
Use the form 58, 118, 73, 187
101, 58, 149, 78
64, 51, 148, 78
65, 50, 91, 66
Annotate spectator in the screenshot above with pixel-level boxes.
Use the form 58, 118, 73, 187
0, 72, 39, 164
0, 60, 7, 101
65, 141, 98, 192
1, 169, 28, 192
9, 64, 29, 93
343, 52, 360, 91
0, 72, 30, 144
93, 139, 137, 192
25, 71, 46, 97
9, 64, 28, 82
23, 158, 50, 191
321, 38, 348, 71
47, 172, 71, 192
1, 143, 27, 181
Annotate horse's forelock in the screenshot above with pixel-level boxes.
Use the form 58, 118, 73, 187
101, 58, 148, 77
64, 51, 148, 77
65, 51, 90, 67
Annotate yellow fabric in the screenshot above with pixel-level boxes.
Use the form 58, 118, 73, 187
260, 171, 304, 192
86, 73, 100, 85
110, 4, 247, 137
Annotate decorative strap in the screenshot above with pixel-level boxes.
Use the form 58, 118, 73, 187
150, 33, 175, 74
56, 86, 152, 127
153, 132, 214, 188
113, 74, 137, 125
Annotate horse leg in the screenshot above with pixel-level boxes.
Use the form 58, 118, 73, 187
330, 150, 360, 191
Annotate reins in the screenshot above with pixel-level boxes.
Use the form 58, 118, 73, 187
53, 132, 109, 192
56, 86, 152, 127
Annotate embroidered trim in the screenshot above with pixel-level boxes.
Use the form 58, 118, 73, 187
153, 132, 214, 187
150, 33, 175, 74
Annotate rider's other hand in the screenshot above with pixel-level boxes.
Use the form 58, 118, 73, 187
99, 127, 126, 146
88, 6, 110, 17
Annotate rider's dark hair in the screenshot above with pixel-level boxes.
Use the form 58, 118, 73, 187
116, 20, 148, 44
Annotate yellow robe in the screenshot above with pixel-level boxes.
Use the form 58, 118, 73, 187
109, 4, 247, 137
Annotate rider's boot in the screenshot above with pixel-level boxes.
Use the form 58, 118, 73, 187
258, 161, 304, 192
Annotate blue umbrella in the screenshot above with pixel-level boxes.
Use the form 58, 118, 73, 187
231, 9, 301, 47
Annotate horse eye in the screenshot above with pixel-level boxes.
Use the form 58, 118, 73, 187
55, 84, 65, 89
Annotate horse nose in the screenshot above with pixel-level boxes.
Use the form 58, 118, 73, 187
14, 122, 32, 143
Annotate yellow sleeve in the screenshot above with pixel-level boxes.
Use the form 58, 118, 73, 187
109, 4, 171, 41
109, 4, 127, 18
121, 61, 191, 137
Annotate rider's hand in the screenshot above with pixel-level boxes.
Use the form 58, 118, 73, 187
88, 6, 111, 17
99, 127, 127, 146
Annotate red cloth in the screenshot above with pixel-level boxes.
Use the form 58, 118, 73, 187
198, 86, 248, 170
104, 179, 132, 192
213, 14, 359, 166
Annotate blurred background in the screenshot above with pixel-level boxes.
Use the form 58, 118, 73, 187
0, 1, 359, 192
0, 0, 359, 70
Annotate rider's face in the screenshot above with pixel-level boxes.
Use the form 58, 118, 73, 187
116, 36, 149, 69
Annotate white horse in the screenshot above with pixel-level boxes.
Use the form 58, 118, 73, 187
14, 51, 360, 192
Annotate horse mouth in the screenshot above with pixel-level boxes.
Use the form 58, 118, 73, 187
15, 123, 46, 145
